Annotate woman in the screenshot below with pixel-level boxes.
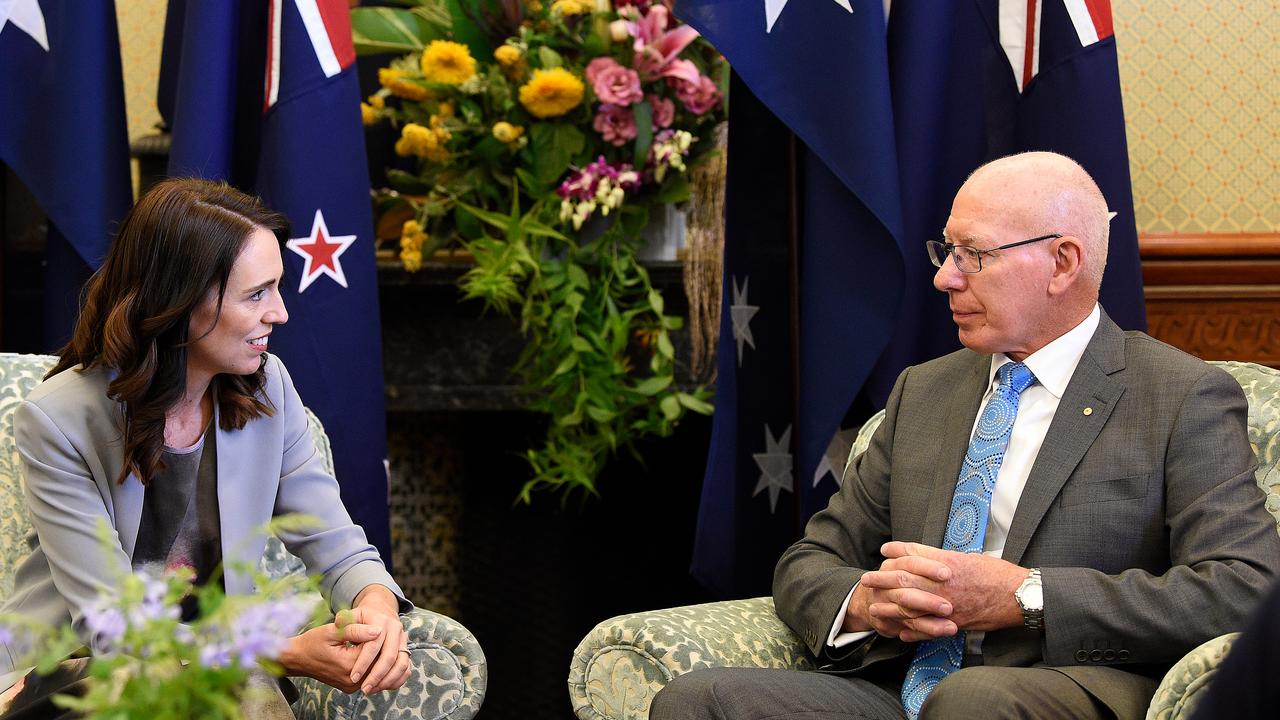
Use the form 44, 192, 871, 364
0, 179, 410, 712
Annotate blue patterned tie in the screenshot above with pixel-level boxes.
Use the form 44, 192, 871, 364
900, 361, 1037, 718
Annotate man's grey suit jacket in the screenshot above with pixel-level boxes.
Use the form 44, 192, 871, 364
0, 353, 406, 685
774, 311, 1280, 718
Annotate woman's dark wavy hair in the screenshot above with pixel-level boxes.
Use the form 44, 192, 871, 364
49, 178, 291, 486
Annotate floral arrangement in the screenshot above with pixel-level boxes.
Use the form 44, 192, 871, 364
354, 0, 725, 499
1, 521, 323, 718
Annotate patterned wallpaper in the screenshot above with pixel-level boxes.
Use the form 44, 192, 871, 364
1114, 0, 1279, 234
112, 2, 1277, 233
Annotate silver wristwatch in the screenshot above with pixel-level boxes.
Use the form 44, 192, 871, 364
1015, 568, 1045, 632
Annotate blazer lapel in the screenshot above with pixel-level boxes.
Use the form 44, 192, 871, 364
921, 354, 990, 546
1001, 313, 1128, 566
213, 402, 273, 595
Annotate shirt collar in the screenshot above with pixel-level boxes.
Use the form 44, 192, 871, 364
988, 304, 1101, 399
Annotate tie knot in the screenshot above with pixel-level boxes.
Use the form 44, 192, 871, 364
996, 362, 1037, 394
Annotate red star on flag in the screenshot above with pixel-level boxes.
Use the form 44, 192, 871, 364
286, 209, 357, 292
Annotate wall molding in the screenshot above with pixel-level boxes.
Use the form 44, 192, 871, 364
1139, 233, 1280, 366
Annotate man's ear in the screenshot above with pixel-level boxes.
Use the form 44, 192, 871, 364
1047, 235, 1084, 295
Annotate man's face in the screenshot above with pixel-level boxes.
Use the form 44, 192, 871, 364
934, 183, 1055, 360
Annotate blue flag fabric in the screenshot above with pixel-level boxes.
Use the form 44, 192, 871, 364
0, 0, 132, 348
680, 2, 907, 596
679, 0, 1147, 597
165, 0, 392, 564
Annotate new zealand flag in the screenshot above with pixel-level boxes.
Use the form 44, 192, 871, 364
164, 0, 392, 564
677, 0, 1146, 597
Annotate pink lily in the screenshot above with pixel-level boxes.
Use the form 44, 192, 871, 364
624, 5, 701, 82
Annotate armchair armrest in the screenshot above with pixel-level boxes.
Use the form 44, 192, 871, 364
568, 597, 814, 720
1145, 633, 1238, 720
293, 607, 487, 720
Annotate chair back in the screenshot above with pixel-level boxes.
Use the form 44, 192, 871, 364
847, 360, 1280, 530
0, 353, 320, 599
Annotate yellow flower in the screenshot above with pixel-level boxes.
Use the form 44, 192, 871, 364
494, 45, 522, 66
551, 0, 592, 15
378, 68, 430, 101
492, 122, 525, 144
518, 67, 585, 119
360, 102, 378, 125
400, 248, 424, 272
436, 101, 455, 119
367, 93, 385, 109
420, 40, 477, 85
395, 123, 451, 162
525, 0, 544, 12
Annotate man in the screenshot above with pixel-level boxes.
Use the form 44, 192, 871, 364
651, 152, 1280, 719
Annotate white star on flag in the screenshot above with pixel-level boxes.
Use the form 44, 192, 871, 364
286, 209, 357, 293
752, 424, 794, 513
730, 276, 759, 367
813, 426, 859, 488
0, 0, 49, 51
765, 0, 853, 33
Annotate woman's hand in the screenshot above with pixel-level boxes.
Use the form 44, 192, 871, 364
346, 585, 410, 694
278, 620, 384, 693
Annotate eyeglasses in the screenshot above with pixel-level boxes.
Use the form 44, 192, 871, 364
926, 234, 1062, 273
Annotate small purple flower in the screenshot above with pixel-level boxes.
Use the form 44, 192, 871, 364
82, 599, 127, 648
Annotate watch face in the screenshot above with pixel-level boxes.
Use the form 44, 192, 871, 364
1022, 584, 1043, 608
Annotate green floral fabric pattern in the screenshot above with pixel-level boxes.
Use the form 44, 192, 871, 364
569, 361, 1280, 720
0, 353, 485, 720
568, 597, 813, 720
293, 607, 487, 720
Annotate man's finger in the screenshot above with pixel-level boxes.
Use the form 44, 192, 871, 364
881, 555, 953, 582
881, 541, 944, 559
901, 614, 958, 639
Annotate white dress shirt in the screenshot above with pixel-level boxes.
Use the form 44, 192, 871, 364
827, 304, 1101, 650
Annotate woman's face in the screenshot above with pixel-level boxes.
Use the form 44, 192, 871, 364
187, 227, 288, 382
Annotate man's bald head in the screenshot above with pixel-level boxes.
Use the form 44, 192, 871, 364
964, 152, 1111, 293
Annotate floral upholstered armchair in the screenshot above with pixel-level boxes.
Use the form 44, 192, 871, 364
569, 360, 1280, 720
0, 353, 487, 720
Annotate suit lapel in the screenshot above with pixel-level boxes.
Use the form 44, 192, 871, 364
1001, 313, 1128, 566
922, 355, 990, 546
213, 400, 273, 595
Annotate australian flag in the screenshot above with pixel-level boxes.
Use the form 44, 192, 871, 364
677, 0, 1146, 597
164, 0, 392, 564
0, 1, 132, 349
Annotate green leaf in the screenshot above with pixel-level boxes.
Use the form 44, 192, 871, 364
529, 123, 586, 190
454, 205, 486, 240
647, 289, 665, 315
633, 376, 673, 396
553, 354, 578, 376
632, 100, 654, 168
385, 169, 433, 195
566, 291, 585, 312
567, 263, 590, 288
586, 405, 617, 423
656, 331, 675, 359
538, 46, 565, 69
676, 392, 715, 415
571, 336, 594, 353
659, 395, 681, 420
443, 0, 492, 61
653, 173, 692, 204
350, 8, 444, 55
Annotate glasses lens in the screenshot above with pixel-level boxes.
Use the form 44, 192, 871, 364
953, 246, 980, 273
926, 241, 947, 268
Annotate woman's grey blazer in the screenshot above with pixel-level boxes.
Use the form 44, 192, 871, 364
0, 353, 405, 680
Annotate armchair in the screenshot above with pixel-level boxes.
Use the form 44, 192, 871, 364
569, 360, 1280, 720
0, 353, 486, 720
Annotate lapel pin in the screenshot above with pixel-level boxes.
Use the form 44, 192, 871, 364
1083, 407, 1094, 416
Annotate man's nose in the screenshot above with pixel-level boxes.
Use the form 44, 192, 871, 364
933, 257, 966, 292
